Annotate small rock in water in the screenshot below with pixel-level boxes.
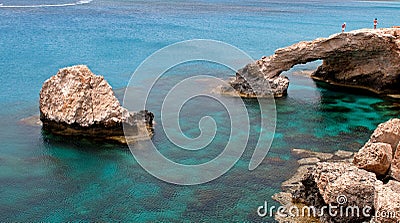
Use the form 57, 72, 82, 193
334, 150, 354, 158
292, 148, 334, 160
297, 157, 320, 165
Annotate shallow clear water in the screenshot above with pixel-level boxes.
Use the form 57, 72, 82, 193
1, 0, 400, 221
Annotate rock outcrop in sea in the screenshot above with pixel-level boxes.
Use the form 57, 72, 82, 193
39, 65, 154, 143
274, 118, 400, 223
227, 28, 400, 98
221, 63, 290, 98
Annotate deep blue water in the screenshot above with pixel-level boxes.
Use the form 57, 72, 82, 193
1, 0, 400, 221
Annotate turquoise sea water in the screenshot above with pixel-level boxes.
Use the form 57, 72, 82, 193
1, 0, 400, 221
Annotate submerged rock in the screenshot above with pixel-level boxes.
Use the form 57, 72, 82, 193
334, 150, 354, 159
39, 65, 154, 143
19, 115, 42, 127
297, 157, 320, 165
292, 148, 334, 161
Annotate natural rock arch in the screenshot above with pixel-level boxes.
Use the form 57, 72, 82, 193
227, 28, 400, 98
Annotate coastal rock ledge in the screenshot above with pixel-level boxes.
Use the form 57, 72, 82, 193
227, 28, 400, 98
274, 118, 400, 223
39, 65, 154, 143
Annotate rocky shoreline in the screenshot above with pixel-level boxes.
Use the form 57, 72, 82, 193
273, 119, 400, 223
39, 65, 154, 144
34, 30, 400, 220
224, 28, 400, 98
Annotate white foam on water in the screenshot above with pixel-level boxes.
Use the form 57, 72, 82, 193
0, 0, 92, 8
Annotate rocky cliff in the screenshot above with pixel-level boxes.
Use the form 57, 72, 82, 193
275, 118, 400, 223
39, 65, 154, 143
230, 28, 400, 97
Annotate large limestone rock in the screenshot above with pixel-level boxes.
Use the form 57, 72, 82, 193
391, 142, 400, 181
231, 28, 400, 97
313, 163, 376, 216
374, 180, 400, 223
39, 65, 154, 143
353, 142, 393, 175
352, 118, 400, 179
370, 118, 400, 151
293, 162, 377, 223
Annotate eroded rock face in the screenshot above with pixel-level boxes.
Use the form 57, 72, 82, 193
222, 63, 290, 98
275, 119, 400, 223
234, 28, 400, 97
39, 65, 154, 143
311, 31, 400, 96
391, 142, 400, 181
315, 162, 376, 222
352, 118, 400, 179
294, 162, 377, 223
353, 142, 393, 175
374, 180, 400, 223
370, 118, 400, 151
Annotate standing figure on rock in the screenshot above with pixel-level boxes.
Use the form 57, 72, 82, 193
374, 18, 378, 29
342, 22, 346, 33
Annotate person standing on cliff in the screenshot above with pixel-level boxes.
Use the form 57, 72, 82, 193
342, 22, 346, 33
374, 18, 378, 29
